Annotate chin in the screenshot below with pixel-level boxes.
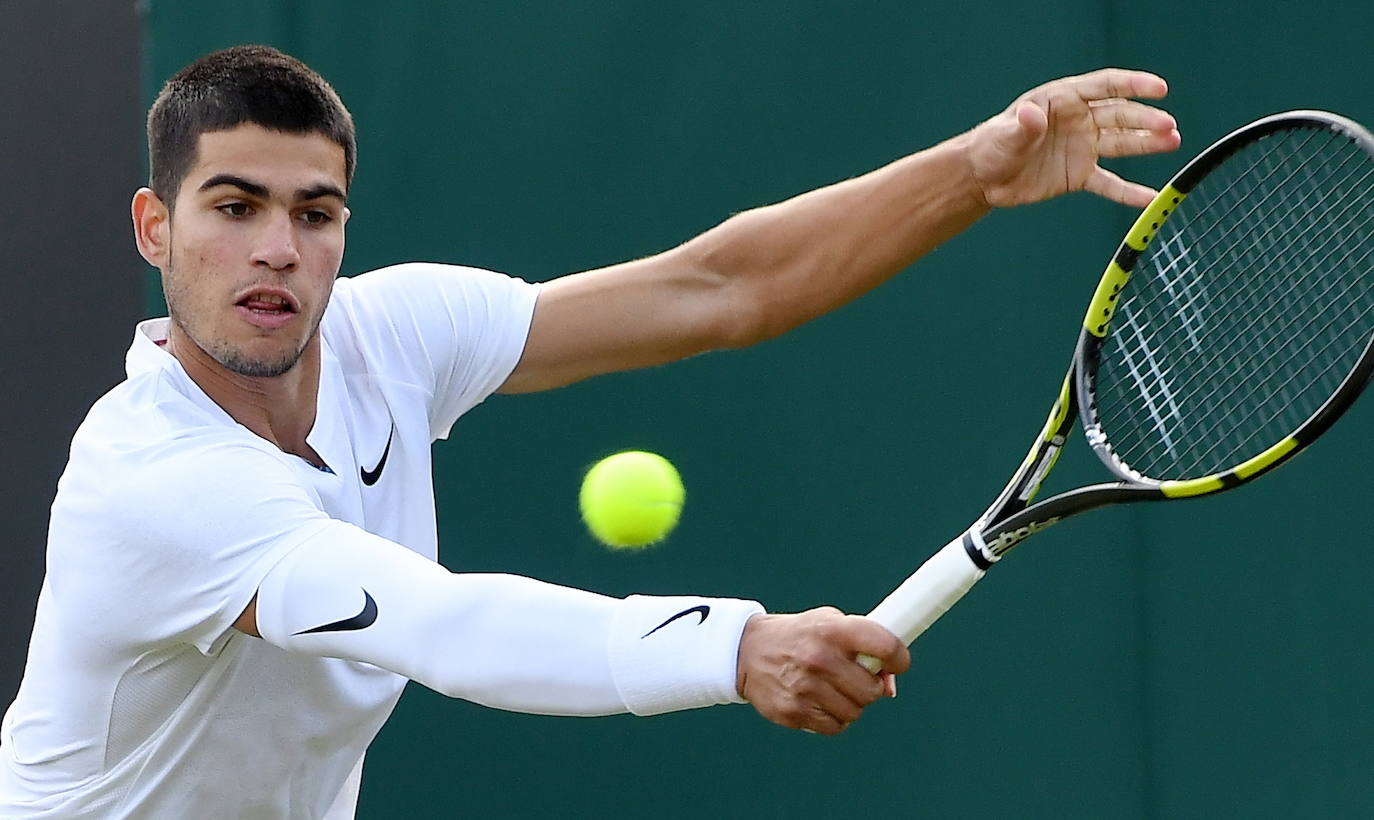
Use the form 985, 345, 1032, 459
214, 341, 306, 378
219, 355, 300, 378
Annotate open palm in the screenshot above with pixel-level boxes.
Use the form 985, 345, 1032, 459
967, 68, 1181, 209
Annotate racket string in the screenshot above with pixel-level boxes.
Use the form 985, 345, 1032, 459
1094, 125, 1374, 479
1120, 224, 1374, 471
1108, 188, 1368, 447
1123, 197, 1374, 443
1116, 136, 1368, 367
1178, 268, 1374, 471
1111, 216, 1374, 475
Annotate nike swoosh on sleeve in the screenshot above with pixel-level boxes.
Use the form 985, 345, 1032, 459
641, 605, 711, 638
293, 589, 378, 635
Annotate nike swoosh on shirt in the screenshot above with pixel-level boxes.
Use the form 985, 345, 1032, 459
641, 605, 711, 639
293, 589, 378, 635
360, 427, 394, 486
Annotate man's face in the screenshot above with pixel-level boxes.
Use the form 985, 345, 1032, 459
161, 124, 349, 377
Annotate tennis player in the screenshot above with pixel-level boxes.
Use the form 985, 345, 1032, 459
0, 46, 1178, 818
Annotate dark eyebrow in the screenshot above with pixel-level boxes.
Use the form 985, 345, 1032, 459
198, 174, 345, 204
199, 174, 269, 198
296, 184, 347, 204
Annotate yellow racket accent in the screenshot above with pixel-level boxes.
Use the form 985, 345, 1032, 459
1042, 373, 1072, 442
1010, 375, 1074, 505
1159, 437, 1299, 498
1234, 436, 1299, 479
1124, 184, 1186, 251
1084, 185, 1189, 338
1019, 375, 1072, 470
1084, 261, 1131, 337
1159, 475, 1225, 498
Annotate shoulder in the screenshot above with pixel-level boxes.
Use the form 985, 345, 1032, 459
61, 373, 311, 532
47, 390, 333, 652
321, 262, 541, 388
72, 367, 274, 475
50, 390, 328, 620
328, 262, 540, 317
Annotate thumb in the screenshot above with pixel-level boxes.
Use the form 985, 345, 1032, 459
1004, 99, 1048, 153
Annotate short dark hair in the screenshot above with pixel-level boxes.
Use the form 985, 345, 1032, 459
147, 45, 356, 206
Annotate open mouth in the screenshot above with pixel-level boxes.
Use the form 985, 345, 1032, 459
234, 289, 300, 331
236, 291, 298, 315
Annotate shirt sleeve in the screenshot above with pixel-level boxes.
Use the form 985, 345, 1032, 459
50, 436, 335, 656
328, 263, 541, 441
251, 522, 764, 716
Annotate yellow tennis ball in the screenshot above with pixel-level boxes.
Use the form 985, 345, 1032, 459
579, 451, 684, 549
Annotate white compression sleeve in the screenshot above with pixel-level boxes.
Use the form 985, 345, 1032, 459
253, 522, 762, 716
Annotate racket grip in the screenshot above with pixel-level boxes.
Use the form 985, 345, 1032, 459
857, 535, 987, 673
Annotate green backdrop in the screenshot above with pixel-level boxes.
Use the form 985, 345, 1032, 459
143, 3, 1374, 817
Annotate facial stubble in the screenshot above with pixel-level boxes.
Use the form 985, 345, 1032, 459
163, 244, 325, 378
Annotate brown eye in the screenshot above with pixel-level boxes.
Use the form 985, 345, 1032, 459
217, 202, 250, 217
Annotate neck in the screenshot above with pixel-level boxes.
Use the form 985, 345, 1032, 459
166, 323, 323, 463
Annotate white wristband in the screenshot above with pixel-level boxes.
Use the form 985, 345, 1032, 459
608, 594, 765, 716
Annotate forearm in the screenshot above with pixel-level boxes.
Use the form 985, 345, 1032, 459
683, 133, 989, 346
252, 523, 762, 716
504, 70, 1176, 393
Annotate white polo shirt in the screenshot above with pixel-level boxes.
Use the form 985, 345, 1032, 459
0, 263, 759, 819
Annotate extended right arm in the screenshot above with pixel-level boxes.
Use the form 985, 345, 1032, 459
236, 523, 763, 717
234, 524, 908, 733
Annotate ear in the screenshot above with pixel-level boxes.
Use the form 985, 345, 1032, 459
341, 206, 351, 226
132, 187, 171, 269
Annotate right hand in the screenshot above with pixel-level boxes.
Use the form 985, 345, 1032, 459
735, 607, 910, 735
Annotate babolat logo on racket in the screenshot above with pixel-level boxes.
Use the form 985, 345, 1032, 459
987, 518, 1060, 554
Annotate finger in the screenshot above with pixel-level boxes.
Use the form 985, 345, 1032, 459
797, 646, 886, 718
1089, 99, 1177, 134
804, 688, 865, 731
801, 705, 850, 736
1097, 126, 1182, 158
1084, 167, 1158, 208
851, 616, 912, 676
783, 692, 855, 735
988, 100, 1047, 158
825, 656, 890, 708
1061, 68, 1169, 102
1015, 99, 1048, 140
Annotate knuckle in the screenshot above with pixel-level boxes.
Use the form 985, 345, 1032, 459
781, 698, 810, 726
798, 647, 829, 671
791, 676, 823, 701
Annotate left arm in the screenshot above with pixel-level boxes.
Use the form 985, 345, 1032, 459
499, 68, 1179, 394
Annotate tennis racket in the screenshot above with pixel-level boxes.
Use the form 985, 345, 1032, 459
861, 110, 1374, 671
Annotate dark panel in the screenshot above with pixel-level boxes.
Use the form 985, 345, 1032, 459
0, 1, 143, 702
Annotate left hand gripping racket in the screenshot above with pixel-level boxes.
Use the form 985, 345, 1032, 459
861, 111, 1374, 670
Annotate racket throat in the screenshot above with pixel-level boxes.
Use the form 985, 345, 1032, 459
1017, 436, 1066, 502
979, 517, 1061, 560
962, 530, 997, 570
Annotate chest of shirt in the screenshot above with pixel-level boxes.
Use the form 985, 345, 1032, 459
287, 358, 440, 562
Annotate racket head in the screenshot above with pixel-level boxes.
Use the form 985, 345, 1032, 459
1076, 111, 1374, 493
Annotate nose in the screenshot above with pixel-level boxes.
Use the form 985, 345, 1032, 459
251, 210, 300, 272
